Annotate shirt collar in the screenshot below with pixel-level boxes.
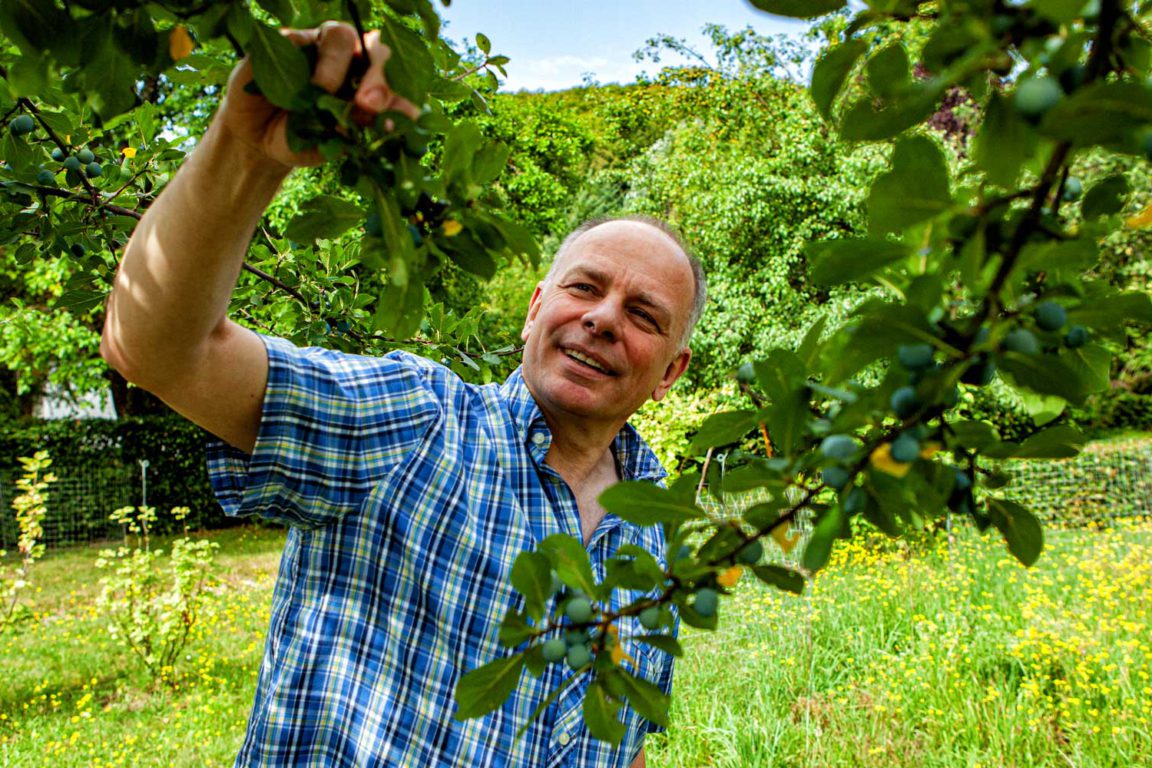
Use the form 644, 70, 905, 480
501, 367, 667, 483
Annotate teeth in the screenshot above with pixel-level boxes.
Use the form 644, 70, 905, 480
566, 350, 609, 373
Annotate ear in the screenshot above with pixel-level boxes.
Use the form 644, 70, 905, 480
520, 283, 544, 342
651, 348, 692, 402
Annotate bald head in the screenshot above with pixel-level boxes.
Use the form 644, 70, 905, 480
546, 216, 706, 349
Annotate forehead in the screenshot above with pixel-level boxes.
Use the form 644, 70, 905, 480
553, 222, 694, 305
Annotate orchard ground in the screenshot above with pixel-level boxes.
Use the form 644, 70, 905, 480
2, 510, 1150, 767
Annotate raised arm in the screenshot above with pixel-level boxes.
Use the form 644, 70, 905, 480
101, 24, 416, 452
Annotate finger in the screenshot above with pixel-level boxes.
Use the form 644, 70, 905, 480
310, 21, 360, 94
354, 31, 421, 121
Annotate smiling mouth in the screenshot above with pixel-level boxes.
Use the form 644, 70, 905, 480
564, 349, 616, 376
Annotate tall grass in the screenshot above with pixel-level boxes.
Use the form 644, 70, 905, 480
1, 523, 1149, 766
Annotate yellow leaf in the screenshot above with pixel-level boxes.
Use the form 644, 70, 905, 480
771, 522, 799, 554
169, 26, 194, 62
610, 642, 634, 667
870, 443, 912, 478
919, 441, 941, 459
717, 565, 743, 588
121, 147, 137, 159
1126, 202, 1152, 229
442, 219, 463, 237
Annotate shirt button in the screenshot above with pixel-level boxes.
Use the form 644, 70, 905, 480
532, 432, 546, 446
557, 732, 571, 746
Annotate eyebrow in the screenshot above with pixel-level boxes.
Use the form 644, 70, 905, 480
560, 265, 673, 328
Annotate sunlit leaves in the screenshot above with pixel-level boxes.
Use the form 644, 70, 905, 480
453, 652, 526, 721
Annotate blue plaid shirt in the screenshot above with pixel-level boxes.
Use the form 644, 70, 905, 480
208, 336, 676, 767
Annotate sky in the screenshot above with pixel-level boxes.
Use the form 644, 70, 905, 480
437, 0, 809, 92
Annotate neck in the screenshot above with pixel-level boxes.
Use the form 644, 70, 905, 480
539, 411, 622, 488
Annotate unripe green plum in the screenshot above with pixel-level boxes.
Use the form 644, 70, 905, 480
85, 162, 103, 178
36, 169, 56, 185
820, 434, 858, 462
566, 597, 593, 624
1014, 77, 1062, 124
890, 386, 921, 419
890, 433, 921, 464
736, 539, 764, 565
821, 466, 851, 491
565, 628, 589, 646
542, 637, 567, 663
76, 148, 96, 164
675, 544, 692, 561
50, 147, 67, 162
736, 362, 756, 385
9, 115, 35, 135
694, 588, 719, 618
639, 606, 661, 630
1064, 324, 1089, 348
897, 343, 935, 371
1034, 301, 1067, 332
1003, 328, 1039, 355
63, 156, 82, 172
566, 643, 593, 670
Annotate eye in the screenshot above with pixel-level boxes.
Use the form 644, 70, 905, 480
568, 282, 595, 294
631, 308, 660, 330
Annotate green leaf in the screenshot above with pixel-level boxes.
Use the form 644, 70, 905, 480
538, 534, 597, 596
284, 196, 364, 242
868, 135, 952, 233
810, 39, 867, 121
248, 23, 311, 110
634, 634, 683, 658
750, 564, 806, 594
598, 482, 705, 526
796, 315, 828, 369
583, 679, 625, 746
476, 32, 491, 54
1013, 425, 1086, 459
498, 608, 536, 648
454, 652, 525, 720
1041, 82, 1152, 146
690, 410, 759, 452
510, 551, 553, 621
947, 420, 1000, 451
997, 352, 1091, 405
380, 15, 434, 104
802, 507, 843, 573
614, 669, 670, 728
1081, 175, 1129, 219
747, 0, 846, 18
806, 238, 910, 285
373, 278, 425, 338
1068, 291, 1152, 327
986, 498, 1044, 567
839, 85, 940, 141
866, 44, 910, 100
973, 92, 1037, 188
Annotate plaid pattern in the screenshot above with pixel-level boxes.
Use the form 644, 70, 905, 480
208, 336, 676, 767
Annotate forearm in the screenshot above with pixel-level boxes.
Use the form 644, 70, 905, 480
102, 121, 290, 390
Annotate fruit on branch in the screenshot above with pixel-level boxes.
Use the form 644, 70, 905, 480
565, 597, 593, 624
9, 115, 35, 135
1034, 301, 1067, 332
1062, 176, 1083, 201
1064, 325, 1089, 348
889, 432, 921, 464
85, 162, 103, 178
890, 386, 921, 419
693, 588, 719, 618
35, 170, 56, 185
736, 539, 764, 565
1014, 76, 1062, 124
897, 343, 935, 371
639, 606, 661, 630
821, 466, 851, 491
76, 148, 95, 164
1002, 327, 1039, 355
63, 156, 82, 172
820, 434, 858, 461
843, 487, 868, 515
50, 147, 66, 162
542, 637, 567, 664
566, 643, 592, 670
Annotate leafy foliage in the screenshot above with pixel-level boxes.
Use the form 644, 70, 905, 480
95, 504, 218, 686
0, 450, 55, 632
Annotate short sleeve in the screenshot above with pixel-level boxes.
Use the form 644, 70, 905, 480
207, 336, 443, 528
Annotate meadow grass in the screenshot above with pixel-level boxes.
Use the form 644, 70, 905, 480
1, 522, 1150, 767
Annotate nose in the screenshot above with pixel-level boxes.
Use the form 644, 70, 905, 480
582, 299, 620, 342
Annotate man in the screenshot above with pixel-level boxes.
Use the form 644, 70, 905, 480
101, 21, 705, 768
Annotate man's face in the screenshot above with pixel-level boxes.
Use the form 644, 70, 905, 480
520, 221, 694, 432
